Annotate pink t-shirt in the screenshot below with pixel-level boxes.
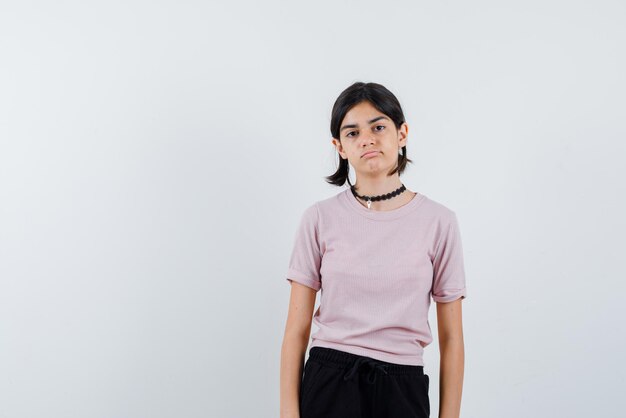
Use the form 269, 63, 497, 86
285, 188, 467, 366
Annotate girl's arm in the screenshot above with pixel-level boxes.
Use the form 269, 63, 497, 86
436, 298, 466, 418
280, 281, 317, 418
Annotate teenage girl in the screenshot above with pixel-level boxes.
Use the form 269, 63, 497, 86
280, 82, 467, 418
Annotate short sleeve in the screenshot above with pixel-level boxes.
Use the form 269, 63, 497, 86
285, 204, 322, 291
431, 211, 467, 303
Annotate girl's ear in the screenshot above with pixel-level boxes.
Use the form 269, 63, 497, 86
398, 122, 409, 147
331, 138, 346, 158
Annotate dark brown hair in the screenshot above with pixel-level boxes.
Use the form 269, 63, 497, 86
325, 82, 413, 187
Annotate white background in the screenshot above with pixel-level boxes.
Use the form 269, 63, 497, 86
1, 1, 625, 417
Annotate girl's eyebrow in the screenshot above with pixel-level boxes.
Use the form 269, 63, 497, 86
340, 116, 390, 132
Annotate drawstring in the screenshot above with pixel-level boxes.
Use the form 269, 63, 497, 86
343, 357, 389, 384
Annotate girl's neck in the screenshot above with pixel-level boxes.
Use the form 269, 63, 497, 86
352, 178, 414, 211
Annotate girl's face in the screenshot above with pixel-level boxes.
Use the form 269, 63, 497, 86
332, 101, 408, 176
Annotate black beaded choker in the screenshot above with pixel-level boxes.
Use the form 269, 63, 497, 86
350, 184, 407, 210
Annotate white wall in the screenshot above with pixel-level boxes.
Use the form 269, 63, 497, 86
1, 1, 624, 417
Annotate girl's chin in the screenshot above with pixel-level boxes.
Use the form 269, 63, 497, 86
358, 162, 395, 173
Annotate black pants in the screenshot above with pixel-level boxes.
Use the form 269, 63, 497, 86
300, 346, 430, 418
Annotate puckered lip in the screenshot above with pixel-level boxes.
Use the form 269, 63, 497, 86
361, 150, 380, 158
